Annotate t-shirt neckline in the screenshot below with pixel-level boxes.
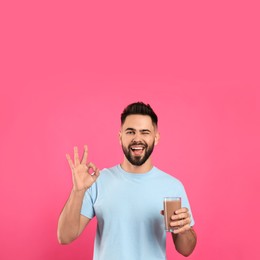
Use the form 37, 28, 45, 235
117, 164, 157, 179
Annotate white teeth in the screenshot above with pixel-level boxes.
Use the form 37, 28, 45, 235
131, 147, 144, 150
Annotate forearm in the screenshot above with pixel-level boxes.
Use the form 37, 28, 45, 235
57, 189, 86, 244
172, 228, 197, 257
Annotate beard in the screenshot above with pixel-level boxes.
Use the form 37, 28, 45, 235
122, 141, 155, 166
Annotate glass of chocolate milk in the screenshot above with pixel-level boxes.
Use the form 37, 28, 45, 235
164, 197, 181, 232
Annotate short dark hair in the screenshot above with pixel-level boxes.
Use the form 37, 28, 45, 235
121, 102, 158, 127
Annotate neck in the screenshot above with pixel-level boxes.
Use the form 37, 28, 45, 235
120, 158, 153, 173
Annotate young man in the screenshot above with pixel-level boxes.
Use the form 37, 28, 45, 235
57, 102, 197, 259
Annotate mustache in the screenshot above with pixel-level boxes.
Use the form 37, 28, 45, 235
129, 141, 147, 148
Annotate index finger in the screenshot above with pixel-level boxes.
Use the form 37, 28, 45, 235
175, 207, 189, 214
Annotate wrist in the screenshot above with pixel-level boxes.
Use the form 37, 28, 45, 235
72, 187, 88, 192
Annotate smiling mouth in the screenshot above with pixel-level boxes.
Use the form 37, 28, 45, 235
130, 145, 145, 156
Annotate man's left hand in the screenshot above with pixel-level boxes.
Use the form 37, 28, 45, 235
170, 207, 192, 234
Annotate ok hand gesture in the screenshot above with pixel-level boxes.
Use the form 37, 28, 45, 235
66, 145, 100, 192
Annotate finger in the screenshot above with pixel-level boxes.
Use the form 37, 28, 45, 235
87, 167, 100, 184
173, 224, 191, 234
171, 212, 190, 220
175, 207, 189, 214
81, 145, 88, 165
92, 168, 100, 180
180, 219, 187, 226
74, 146, 80, 166
160, 210, 164, 216
66, 154, 75, 171
170, 215, 191, 228
87, 162, 98, 175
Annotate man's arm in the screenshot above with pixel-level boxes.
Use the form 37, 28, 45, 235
57, 189, 91, 244
172, 227, 197, 256
170, 207, 197, 256
57, 145, 99, 244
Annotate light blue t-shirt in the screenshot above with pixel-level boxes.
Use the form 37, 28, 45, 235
81, 165, 195, 260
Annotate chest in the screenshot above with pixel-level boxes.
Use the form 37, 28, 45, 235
94, 178, 164, 222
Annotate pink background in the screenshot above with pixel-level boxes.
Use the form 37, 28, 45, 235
1, 1, 259, 259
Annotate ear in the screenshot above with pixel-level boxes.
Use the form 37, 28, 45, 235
154, 131, 160, 146
119, 131, 122, 145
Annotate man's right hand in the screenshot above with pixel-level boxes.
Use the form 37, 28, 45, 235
66, 145, 100, 191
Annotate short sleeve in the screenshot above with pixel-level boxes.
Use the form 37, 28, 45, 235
80, 182, 98, 219
178, 183, 195, 226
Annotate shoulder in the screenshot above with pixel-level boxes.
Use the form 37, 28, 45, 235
100, 165, 119, 175
153, 167, 185, 188
96, 165, 120, 181
87, 165, 119, 192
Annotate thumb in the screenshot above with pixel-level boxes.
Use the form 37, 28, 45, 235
92, 168, 100, 180
160, 210, 164, 216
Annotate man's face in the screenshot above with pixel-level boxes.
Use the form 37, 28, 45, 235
119, 115, 159, 166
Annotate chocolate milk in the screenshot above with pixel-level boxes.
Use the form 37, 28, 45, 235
164, 197, 181, 232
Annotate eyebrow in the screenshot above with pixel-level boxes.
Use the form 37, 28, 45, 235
125, 128, 151, 133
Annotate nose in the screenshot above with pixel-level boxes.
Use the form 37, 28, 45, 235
132, 132, 142, 142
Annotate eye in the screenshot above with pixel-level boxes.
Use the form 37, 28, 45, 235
126, 131, 135, 135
